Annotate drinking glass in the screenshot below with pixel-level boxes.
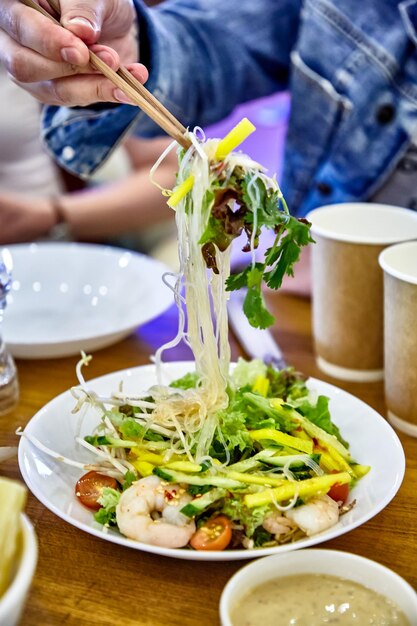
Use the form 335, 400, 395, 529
0, 249, 19, 415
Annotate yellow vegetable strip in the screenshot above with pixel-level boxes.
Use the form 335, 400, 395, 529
270, 398, 284, 407
249, 429, 313, 454
131, 460, 154, 476
352, 464, 371, 479
167, 175, 195, 208
163, 461, 202, 473
130, 449, 165, 465
215, 118, 256, 160
318, 450, 341, 474
291, 428, 312, 441
227, 471, 286, 488
319, 439, 355, 476
244, 471, 351, 509
252, 375, 270, 397
297, 414, 351, 461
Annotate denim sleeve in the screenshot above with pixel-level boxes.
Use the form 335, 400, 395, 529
43, 0, 301, 177
135, 0, 301, 130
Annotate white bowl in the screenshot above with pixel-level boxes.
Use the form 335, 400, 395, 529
3, 242, 174, 359
220, 549, 417, 625
0, 514, 38, 626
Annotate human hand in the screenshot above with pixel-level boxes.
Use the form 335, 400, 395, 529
0, 192, 56, 244
0, 0, 148, 106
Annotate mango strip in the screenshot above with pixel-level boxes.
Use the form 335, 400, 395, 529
319, 439, 355, 476
291, 428, 312, 441
167, 174, 195, 208
163, 461, 202, 473
215, 118, 256, 160
249, 429, 313, 454
252, 375, 270, 397
227, 471, 286, 488
244, 471, 351, 509
317, 449, 341, 474
130, 449, 165, 465
131, 460, 154, 477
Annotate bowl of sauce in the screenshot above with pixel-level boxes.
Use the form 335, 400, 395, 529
220, 549, 417, 625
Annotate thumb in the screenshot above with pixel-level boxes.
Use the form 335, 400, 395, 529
60, 0, 104, 45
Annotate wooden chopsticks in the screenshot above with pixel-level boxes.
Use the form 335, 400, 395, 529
20, 0, 191, 149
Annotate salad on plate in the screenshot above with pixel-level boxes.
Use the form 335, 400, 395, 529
70, 357, 369, 552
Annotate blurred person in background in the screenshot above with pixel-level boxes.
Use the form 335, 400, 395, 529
0, 0, 176, 251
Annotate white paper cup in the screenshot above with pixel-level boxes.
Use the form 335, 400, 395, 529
0, 514, 38, 626
220, 549, 417, 625
379, 241, 417, 436
307, 203, 417, 382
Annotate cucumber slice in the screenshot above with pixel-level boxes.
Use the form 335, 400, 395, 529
154, 467, 242, 489
180, 488, 226, 518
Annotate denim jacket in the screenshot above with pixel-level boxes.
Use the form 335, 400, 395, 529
42, 0, 417, 216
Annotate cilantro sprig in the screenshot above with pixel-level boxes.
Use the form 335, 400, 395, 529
199, 166, 314, 329
227, 212, 313, 328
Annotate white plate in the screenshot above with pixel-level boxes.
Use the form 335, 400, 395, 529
3, 243, 173, 359
18, 361, 405, 561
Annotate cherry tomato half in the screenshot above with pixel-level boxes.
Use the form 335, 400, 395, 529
328, 482, 350, 504
75, 471, 118, 511
190, 515, 232, 551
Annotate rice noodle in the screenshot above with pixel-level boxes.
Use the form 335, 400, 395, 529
16, 427, 124, 477
270, 488, 299, 512
303, 456, 325, 477
68, 130, 284, 463
149, 139, 178, 192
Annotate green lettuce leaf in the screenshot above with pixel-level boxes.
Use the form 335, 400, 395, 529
221, 496, 271, 537
118, 418, 164, 442
232, 358, 267, 388
94, 487, 121, 526
170, 372, 200, 390
266, 366, 309, 402
244, 392, 299, 432
297, 395, 349, 448
214, 407, 253, 455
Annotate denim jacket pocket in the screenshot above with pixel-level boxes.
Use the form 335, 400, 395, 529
283, 50, 352, 213
400, 0, 417, 47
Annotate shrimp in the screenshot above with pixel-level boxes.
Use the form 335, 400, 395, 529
116, 475, 196, 548
284, 494, 340, 536
262, 512, 297, 536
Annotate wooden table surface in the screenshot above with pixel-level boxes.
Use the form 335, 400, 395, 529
1, 292, 416, 626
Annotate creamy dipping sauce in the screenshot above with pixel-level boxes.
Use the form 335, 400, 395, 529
231, 573, 411, 625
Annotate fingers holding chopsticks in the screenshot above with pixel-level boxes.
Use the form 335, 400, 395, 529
0, 0, 148, 106
10, 63, 148, 107
58, 0, 136, 42
0, 0, 183, 143
0, 0, 90, 65
55, 0, 104, 45
0, 29, 120, 84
